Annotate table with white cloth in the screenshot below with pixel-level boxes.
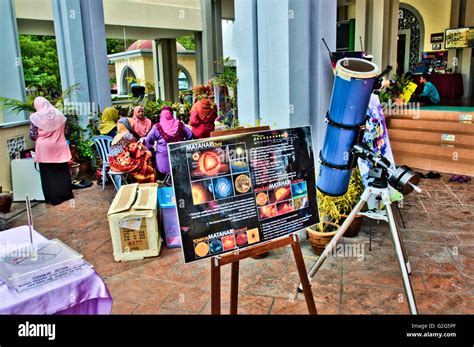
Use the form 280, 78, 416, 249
0, 226, 112, 314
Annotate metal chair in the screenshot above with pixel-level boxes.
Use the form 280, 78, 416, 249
93, 135, 127, 191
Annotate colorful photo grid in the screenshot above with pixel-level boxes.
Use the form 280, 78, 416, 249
187, 143, 253, 205
256, 181, 309, 220
193, 228, 260, 258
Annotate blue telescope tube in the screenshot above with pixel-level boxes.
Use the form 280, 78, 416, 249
317, 58, 379, 196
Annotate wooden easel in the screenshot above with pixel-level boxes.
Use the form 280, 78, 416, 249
210, 233, 317, 314
207, 126, 317, 315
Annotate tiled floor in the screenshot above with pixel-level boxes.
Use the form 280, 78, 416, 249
7, 172, 474, 314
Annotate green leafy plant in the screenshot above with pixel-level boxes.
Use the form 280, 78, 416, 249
380, 73, 413, 103
0, 96, 35, 114
19, 35, 61, 95
316, 167, 363, 231
75, 138, 95, 162
145, 81, 155, 94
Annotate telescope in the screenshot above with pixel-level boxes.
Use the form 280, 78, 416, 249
305, 58, 421, 314
352, 143, 421, 195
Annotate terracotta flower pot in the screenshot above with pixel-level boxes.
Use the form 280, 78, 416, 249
339, 214, 364, 238
307, 222, 339, 255
0, 191, 13, 214
69, 162, 80, 178
79, 161, 91, 174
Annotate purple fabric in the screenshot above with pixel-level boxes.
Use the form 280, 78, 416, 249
145, 123, 193, 174
0, 226, 112, 315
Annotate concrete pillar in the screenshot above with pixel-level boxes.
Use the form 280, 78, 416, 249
0, 0, 27, 124
366, 0, 398, 74
234, 0, 259, 126
52, 0, 111, 127
200, 0, 223, 82
460, 0, 474, 99
194, 32, 204, 85
234, 0, 336, 154
156, 39, 179, 102
355, 0, 367, 52
309, 0, 338, 154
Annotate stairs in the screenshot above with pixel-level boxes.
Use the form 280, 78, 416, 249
386, 110, 474, 176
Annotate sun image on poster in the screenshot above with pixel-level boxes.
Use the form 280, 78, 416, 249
168, 126, 319, 263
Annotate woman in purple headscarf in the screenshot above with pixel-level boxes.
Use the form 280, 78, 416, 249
145, 106, 193, 179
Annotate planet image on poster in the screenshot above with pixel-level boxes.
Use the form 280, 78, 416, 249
236, 233, 248, 246
256, 192, 268, 206
269, 186, 292, 203
213, 176, 234, 199
209, 239, 223, 254
221, 235, 236, 250
258, 204, 277, 219
234, 174, 251, 194
291, 181, 307, 197
199, 151, 221, 176
191, 180, 214, 205
246, 228, 260, 244
230, 160, 249, 173
277, 201, 294, 215
274, 187, 291, 201
194, 242, 209, 257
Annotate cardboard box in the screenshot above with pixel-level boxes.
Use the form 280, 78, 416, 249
108, 183, 162, 262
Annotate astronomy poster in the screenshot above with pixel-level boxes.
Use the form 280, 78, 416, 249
168, 126, 319, 263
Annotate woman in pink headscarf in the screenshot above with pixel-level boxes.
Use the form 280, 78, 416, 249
29, 96, 73, 205
145, 106, 193, 179
132, 106, 152, 138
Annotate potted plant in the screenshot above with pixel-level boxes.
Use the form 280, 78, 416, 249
75, 138, 95, 173
307, 168, 364, 254
335, 167, 364, 237
0, 187, 13, 214
307, 220, 340, 255
380, 73, 413, 106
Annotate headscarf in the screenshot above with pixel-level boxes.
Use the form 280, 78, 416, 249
30, 96, 66, 132
190, 98, 217, 121
132, 106, 152, 138
112, 117, 135, 145
159, 109, 180, 137
98, 107, 119, 135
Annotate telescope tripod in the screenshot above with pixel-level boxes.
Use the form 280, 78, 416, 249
300, 176, 418, 314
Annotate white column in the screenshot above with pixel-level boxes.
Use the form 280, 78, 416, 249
355, 0, 367, 52
234, 0, 259, 126
200, 0, 223, 81
52, 0, 111, 127
234, 0, 336, 153
366, 0, 398, 73
0, 0, 27, 124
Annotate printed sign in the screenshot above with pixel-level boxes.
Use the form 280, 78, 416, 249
430, 32, 444, 43
169, 127, 318, 263
445, 27, 474, 49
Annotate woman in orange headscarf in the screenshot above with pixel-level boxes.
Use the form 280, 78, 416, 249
108, 117, 155, 183
189, 83, 218, 138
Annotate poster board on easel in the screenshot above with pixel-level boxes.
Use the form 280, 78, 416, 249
168, 126, 319, 314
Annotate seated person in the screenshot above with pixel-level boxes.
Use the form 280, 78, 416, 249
108, 117, 155, 183
411, 73, 440, 105
145, 107, 193, 180
132, 106, 152, 138
98, 107, 120, 137
189, 83, 218, 139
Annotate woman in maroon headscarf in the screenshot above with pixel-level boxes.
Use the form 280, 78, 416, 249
189, 83, 218, 138
132, 105, 152, 138
145, 106, 193, 179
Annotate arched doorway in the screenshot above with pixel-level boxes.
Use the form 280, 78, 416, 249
120, 65, 137, 95
398, 5, 424, 73
178, 65, 193, 91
